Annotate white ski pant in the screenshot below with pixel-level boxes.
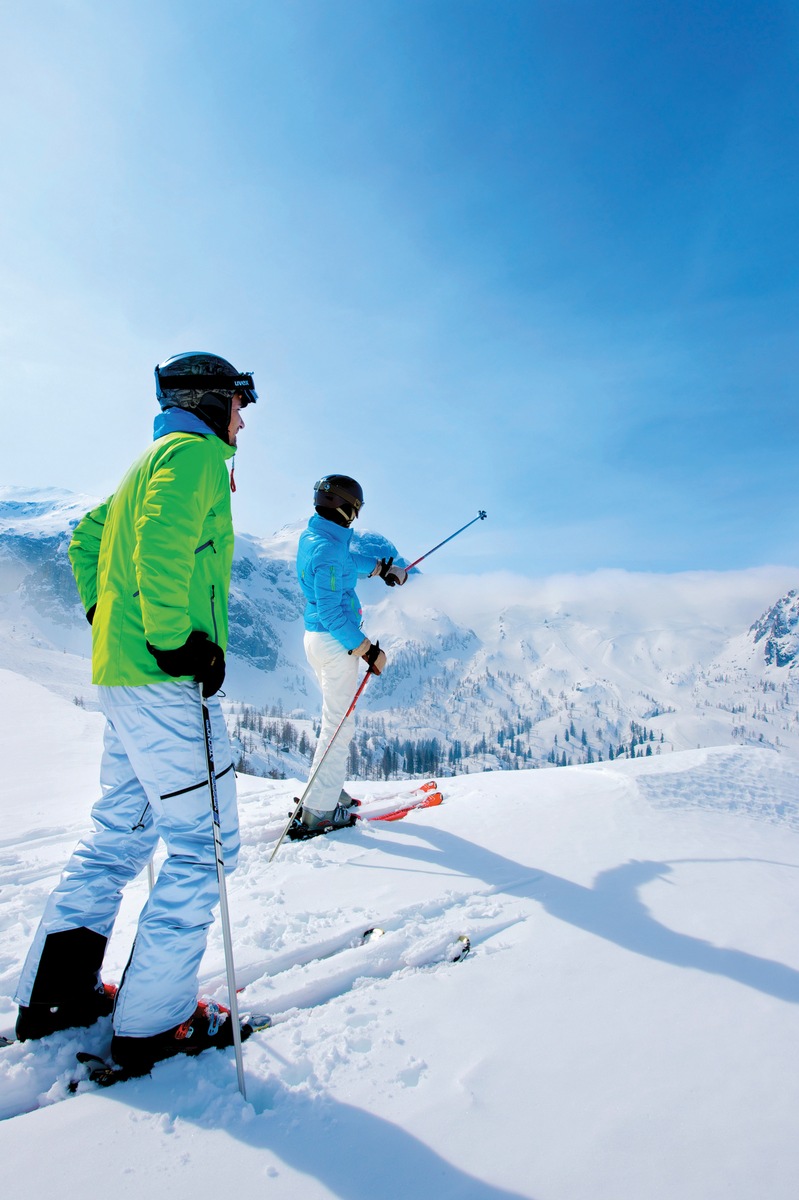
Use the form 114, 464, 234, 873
16, 682, 239, 1038
303, 630, 360, 816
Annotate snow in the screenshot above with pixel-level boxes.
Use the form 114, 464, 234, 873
0, 486, 100, 537
3, 667, 799, 1199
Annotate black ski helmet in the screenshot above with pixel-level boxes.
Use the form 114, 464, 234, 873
154, 352, 257, 441
314, 475, 364, 523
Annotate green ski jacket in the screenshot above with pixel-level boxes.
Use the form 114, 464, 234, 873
69, 431, 236, 686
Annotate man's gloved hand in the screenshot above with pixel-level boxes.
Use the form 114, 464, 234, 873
373, 557, 408, 587
349, 637, 387, 676
146, 630, 226, 697
86, 604, 96, 626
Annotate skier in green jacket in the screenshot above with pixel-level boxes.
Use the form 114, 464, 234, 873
14, 352, 257, 1078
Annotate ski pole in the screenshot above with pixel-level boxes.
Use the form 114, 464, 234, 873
199, 683, 247, 1100
269, 664, 376, 864
405, 510, 487, 571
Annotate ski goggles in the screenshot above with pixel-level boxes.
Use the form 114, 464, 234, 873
155, 370, 258, 406
315, 480, 364, 513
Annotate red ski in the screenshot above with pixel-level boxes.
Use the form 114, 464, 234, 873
355, 780, 443, 823
284, 782, 444, 842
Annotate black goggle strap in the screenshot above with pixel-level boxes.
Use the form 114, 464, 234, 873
314, 479, 363, 512
156, 370, 257, 405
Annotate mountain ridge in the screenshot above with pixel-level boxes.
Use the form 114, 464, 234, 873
1, 485, 798, 777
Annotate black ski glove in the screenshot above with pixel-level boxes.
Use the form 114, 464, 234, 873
86, 604, 96, 625
348, 638, 387, 675
146, 630, 226, 697
375, 557, 408, 587
362, 640, 387, 676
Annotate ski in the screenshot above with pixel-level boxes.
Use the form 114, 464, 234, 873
284, 781, 444, 842
246, 929, 471, 1032
231, 924, 388, 995
66, 929, 389, 1090
6, 925, 470, 1110
353, 778, 439, 809
2, 928, 387, 1052
69, 928, 470, 1092
362, 790, 443, 822
356, 779, 444, 823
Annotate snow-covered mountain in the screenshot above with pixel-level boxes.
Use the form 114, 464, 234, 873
749, 589, 799, 667
2, 485, 799, 777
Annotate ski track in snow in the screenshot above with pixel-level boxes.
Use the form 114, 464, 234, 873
0, 780, 534, 1124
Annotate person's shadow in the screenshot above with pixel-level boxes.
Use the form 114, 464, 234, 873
82, 1064, 537, 1200
356, 822, 799, 1004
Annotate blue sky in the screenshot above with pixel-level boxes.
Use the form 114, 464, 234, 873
2, 1, 798, 575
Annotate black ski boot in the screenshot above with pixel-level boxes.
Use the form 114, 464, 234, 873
287, 796, 359, 841
16, 928, 116, 1041
110, 1000, 253, 1078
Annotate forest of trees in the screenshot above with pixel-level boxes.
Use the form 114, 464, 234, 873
227, 700, 674, 781
544, 718, 665, 767
228, 702, 542, 780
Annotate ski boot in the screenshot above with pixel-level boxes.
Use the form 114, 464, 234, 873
287, 793, 360, 841
16, 928, 117, 1042
110, 999, 253, 1079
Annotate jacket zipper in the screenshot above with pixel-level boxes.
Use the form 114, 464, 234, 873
210, 585, 218, 643
197, 540, 219, 642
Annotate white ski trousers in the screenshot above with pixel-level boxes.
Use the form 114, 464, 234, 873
303, 630, 360, 816
16, 682, 239, 1038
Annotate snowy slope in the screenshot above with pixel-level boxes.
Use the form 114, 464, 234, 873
2, 671, 799, 1200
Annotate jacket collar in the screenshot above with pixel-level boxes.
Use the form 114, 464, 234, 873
153, 408, 215, 440
153, 408, 236, 460
309, 511, 352, 543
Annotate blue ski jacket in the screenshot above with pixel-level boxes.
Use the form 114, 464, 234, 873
297, 513, 376, 651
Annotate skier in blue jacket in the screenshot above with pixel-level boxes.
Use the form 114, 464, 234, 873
291, 474, 407, 839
